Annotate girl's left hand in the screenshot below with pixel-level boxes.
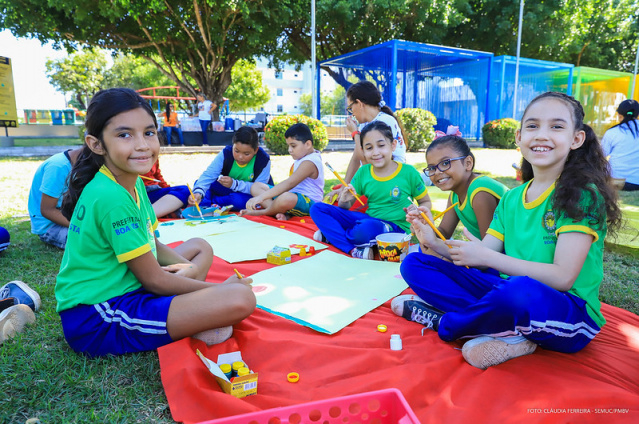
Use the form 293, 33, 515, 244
161, 263, 198, 279
447, 229, 491, 267
218, 176, 233, 188
345, 115, 358, 133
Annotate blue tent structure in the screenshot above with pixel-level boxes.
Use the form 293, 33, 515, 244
318, 40, 494, 140
488, 56, 574, 122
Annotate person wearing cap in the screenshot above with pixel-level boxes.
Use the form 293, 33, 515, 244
601, 99, 639, 191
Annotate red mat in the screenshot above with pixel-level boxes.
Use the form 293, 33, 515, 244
159, 215, 639, 423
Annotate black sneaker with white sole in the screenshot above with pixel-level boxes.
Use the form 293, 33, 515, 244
391, 294, 444, 331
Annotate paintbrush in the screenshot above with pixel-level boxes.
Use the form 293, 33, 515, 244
324, 162, 365, 206
186, 183, 205, 220
140, 175, 162, 183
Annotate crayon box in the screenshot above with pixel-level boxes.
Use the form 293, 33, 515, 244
196, 350, 258, 398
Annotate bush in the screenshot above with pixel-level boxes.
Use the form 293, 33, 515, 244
482, 118, 520, 149
395, 108, 437, 152
264, 115, 329, 155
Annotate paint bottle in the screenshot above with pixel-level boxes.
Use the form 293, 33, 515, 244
237, 367, 250, 377
390, 334, 403, 351
219, 363, 232, 379
232, 361, 245, 377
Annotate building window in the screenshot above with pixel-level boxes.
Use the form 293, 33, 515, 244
277, 88, 283, 96
294, 106, 298, 108
277, 105, 283, 113
294, 90, 298, 93
275, 71, 283, 79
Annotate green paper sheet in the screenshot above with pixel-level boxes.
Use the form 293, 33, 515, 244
157, 216, 328, 263
251, 250, 408, 334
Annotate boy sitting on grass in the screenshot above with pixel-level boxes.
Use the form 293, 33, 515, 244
241, 123, 324, 220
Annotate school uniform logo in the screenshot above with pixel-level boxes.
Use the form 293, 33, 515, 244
543, 210, 556, 232
390, 186, 401, 201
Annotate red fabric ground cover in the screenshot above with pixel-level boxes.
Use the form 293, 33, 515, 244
159, 215, 639, 423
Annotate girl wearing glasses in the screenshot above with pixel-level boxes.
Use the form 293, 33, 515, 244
421, 135, 508, 241
343, 81, 407, 183
393, 92, 621, 370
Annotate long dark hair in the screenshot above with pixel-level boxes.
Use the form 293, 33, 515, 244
164, 102, 173, 121
519, 92, 621, 235
347, 81, 407, 144
61, 88, 157, 220
427, 135, 476, 171
610, 99, 639, 137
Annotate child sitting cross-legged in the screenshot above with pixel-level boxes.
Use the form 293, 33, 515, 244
190, 126, 273, 211
310, 121, 432, 259
241, 123, 324, 220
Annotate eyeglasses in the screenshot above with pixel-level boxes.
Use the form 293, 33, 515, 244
346, 101, 356, 114
423, 156, 467, 176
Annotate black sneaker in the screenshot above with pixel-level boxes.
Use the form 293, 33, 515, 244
391, 294, 444, 331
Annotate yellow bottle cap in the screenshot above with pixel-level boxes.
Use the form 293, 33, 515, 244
232, 361, 245, 371
377, 324, 388, 333
219, 363, 232, 374
237, 367, 250, 377
287, 372, 300, 383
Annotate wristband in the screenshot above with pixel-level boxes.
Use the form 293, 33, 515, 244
351, 130, 360, 139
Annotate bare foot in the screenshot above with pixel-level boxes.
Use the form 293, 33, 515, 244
275, 213, 290, 221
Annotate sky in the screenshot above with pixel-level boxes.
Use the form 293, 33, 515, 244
0, 29, 69, 110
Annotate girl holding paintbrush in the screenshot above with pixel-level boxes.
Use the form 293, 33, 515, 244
310, 121, 431, 259
419, 134, 508, 244
394, 92, 622, 370
55, 88, 255, 357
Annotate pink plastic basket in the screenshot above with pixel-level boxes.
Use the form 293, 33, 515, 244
198, 388, 421, 424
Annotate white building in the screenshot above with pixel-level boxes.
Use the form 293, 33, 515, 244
254, 58, 337, 116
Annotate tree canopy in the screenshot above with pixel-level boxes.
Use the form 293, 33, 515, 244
45, 48, 107, 109
0, 0, 303, 119
224, 60, 270, 116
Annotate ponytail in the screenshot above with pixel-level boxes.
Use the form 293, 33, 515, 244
61, 145, 105, 220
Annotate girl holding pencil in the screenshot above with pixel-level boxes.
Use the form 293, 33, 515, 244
419, 134, 508, 245
310, 121, 431, 260
56, 88, 255, 357
393, 92, 622, 370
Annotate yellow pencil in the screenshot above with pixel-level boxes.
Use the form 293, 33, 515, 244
412, 203, 468, 268
186, 183, 205, 220
140, 175, 162, 183
325, 162, 365, 206
234, 269, 243, 279
433, 202, 459, 221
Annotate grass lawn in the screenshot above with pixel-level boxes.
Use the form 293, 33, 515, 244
1, 149, 638, 423
12, 138, 82, 147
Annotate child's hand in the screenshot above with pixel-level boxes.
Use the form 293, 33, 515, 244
188, 193, 203, 206
407, 214, 438, 247
245, 196, 263, 211
222, 274, 253, 286
218, 176, 233, 188
338, 184, 356, 203
161, 263, 198, 279
447, 229, 489, 267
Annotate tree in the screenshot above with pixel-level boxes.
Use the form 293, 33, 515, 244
299, 86, 346, 116
102, 53, 175, 91
0, 0, 304, 120
45, 48, 107, 109
224, 60, 270, 118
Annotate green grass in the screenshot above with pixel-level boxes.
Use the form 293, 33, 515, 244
12, 138, 82, 147
1, 152, 638, 423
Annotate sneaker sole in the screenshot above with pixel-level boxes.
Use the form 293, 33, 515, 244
7, 280, 41, 312
462, 336, 537, 370
0, 305, 36, 344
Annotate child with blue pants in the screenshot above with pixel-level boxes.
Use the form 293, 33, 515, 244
310, 121, 431, 259
393, 92, 622, 370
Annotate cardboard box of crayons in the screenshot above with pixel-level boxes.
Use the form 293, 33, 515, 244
196, 349, 258, 398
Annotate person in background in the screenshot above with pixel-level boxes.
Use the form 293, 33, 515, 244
196, 93, 217, 146
601, 99, 639, 191
142, 159, 190, 218
160, 103, 184, 146
28, 147, 83, 249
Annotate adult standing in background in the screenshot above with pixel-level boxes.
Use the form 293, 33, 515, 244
344, 81, 407, 182
197, 93, 217, 146
601, 99, 639, 191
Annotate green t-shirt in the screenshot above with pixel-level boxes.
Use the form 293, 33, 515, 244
486, 181, 606, 327
451, 175, 509, 239
351, 162, 428, 233
56, 166, 158, 312
228, 155, 256, 182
